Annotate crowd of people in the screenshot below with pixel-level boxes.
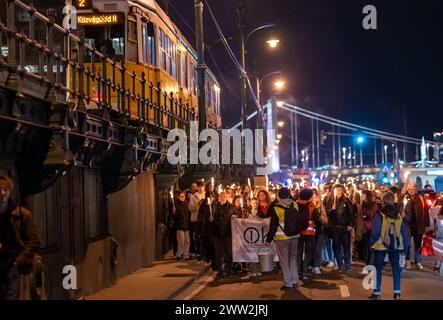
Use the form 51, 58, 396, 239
168, 178, 443, 300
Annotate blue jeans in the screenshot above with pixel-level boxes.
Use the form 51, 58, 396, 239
374, 250, 401, 295
331, 228, 351, 269
324, 236, 334, 262
0, 265, 21, 300
314, 230, 332, 267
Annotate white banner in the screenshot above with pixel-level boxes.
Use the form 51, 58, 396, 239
231, 218, 278, 263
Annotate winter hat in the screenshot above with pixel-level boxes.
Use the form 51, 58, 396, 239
299, 188, 314, 201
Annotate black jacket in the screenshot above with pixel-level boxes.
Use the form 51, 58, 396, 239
173, 200, 191, 231
197, 202, 215, 237
212, 201, 234, 238
328, 197, 354, 229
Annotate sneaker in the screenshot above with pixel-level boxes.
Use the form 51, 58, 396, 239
256, 272, 262, 276
302, 275, 309, 281
280, 285, 294, 291
405, 260, 411, 269
251, 273, 257, 277
393, 293, 401, 300
326, 261, 335, 268
313, 267, 322, 275
368, 293, 381, 300
214, 273, 223, 281
416, 263, 424, 270
184, 256, 191, 260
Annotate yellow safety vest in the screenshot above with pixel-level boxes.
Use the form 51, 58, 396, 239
372, 212, 404, 251
274, 202, 299, 241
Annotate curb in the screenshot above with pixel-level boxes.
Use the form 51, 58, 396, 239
166, 264, 211, 300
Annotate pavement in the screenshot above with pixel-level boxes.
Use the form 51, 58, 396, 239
86, 253, 210, 300
177, 259, 443, 300
85, 252, 443, 300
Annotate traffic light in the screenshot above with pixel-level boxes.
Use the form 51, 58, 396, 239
320, 130, 327, 145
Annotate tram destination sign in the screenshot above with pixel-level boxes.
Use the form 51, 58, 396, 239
77, 13, 123, 25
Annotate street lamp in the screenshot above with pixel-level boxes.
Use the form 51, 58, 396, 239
266, 39, 280, 48
384, 145, 388, 163
274, 80, 286, 90
277, 134, 282, 139
256, 71, 283, 105
277, 121, 284, 127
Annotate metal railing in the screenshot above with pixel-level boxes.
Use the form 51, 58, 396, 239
0, 0, 215, 134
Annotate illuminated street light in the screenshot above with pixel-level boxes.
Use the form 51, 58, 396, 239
277, 134, 282, 139
357, 136, 364, 144
277, 100, 285, 107
267, 39, 280, 48
274, 80, 286, 90
277, 121, 284, 127
276, 139, 280, 144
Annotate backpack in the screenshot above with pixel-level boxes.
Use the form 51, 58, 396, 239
277, 202, 308, 237
381, 214, 401, 250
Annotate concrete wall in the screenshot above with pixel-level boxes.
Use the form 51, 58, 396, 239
107, 172, 157, 279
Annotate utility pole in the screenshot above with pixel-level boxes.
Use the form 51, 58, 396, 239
237, 0, 247, 164
353, 140, 356, 167
360, 144, 363, 167
195, 0, 206, 135
238, 1, 247, 132
338, 127, 341, 167
332, 125, 336, 166
295, 112, 299, 168
374, 138, 377, 166
311, 118, 315, 169
291, 112, 294, 166
381, 139, 385, 163
316, 118, 320, 168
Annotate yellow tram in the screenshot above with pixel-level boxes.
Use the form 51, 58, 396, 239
72, 0, 221, 128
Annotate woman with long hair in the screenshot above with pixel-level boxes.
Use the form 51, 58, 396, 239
257, 189, 272, 218
328, 185, 354, 272
358, 190, 379, 265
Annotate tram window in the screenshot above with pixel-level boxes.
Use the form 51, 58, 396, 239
182, 54, 188, 89
159, 28, 177, 80
147, 22, 156, 66
142, 23, 148, 64
127, 18, 138, 62
83, 24, 124, 61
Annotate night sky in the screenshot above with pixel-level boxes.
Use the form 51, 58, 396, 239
167, 0, 443, 165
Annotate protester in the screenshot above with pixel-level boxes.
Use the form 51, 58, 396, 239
257, 190, 272, 218
246, 197, 262, 277
399, 183, 430, 270
197, 191, 216, 269
189, 182, 206, 259
357, 190, 378, 265
0, 176, 41, 300
211, 192, 234, 280
322, 185, 335, 268
297, 188, 316, 280
266, 188, 309, 291
231, 195, 245, 218
173, 192, 191, 260
328, 184, 354, 272
369, 192, 409, 300
312, 192, 329, 274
